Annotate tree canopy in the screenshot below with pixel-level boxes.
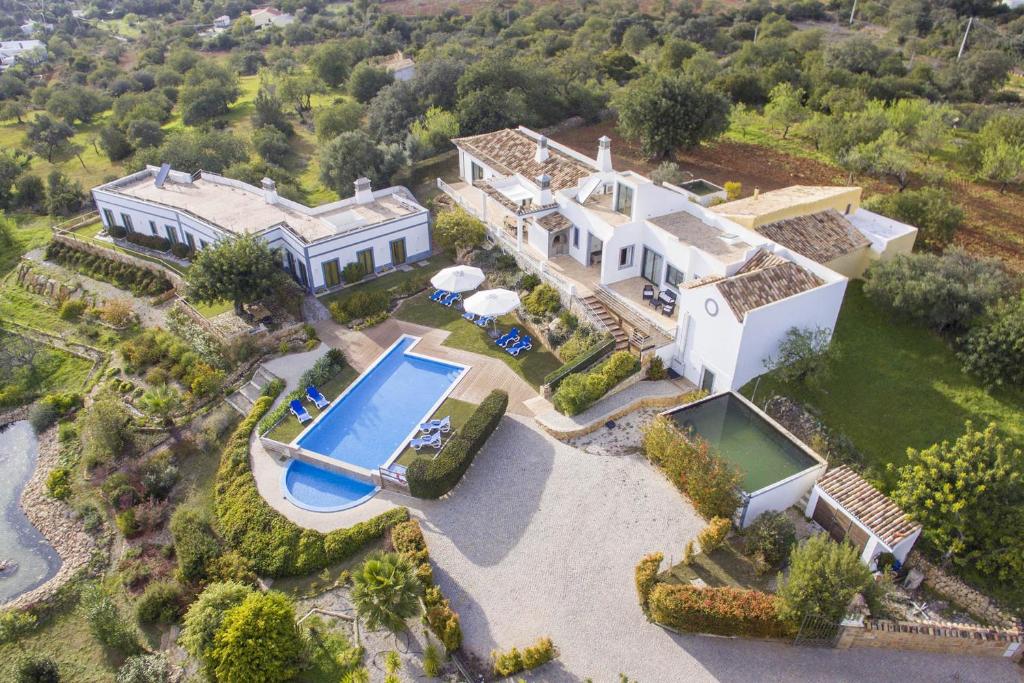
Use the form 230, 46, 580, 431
186, 236, 284, 315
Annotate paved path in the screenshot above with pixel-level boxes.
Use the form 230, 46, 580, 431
312, 317, 540, 416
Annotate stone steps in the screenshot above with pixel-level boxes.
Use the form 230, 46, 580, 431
581, 295, 629, 351
227, 366, 281, 415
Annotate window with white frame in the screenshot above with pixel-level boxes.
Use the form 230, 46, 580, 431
618, 245, 634, 269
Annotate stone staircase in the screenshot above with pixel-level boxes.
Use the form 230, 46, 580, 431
226, 365, 281, 415
580, 294, 629, 350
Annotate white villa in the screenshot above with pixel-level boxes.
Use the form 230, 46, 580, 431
0, 40, 46, 70
375, 52, 417, 81
92, 166, 431, 292
438, 126, 918, 393
250, 6, 295, 28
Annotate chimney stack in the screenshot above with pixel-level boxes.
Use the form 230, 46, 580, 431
261, 177, 278, 205
597, 135, 613, 172
753, 187, 760, 200
354, 177, 374, 204
534, 135, 550, 163
537, 174, 552, 205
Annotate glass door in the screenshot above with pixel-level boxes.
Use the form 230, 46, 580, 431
357, 248, 375, 274
641, 247, 663, 285
389, 238, 407, 266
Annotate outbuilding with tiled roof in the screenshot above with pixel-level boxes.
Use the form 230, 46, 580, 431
804, 465, 923, 567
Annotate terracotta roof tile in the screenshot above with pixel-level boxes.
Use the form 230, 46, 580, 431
756, 210, 871, 264
712, 250, 824, 321
535, 211, 572, 232
453, 129, 593, 191
817, 466, 921, 548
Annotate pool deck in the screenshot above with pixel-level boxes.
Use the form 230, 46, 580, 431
312, 317, 542, 417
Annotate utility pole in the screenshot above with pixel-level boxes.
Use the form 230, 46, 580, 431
958, 16, 974, 61
849, 0, 858, 26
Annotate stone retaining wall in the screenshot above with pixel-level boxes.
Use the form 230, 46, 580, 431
906, 552, 1018, 628
838, 617, 1023, 661
52, 233, 187, 291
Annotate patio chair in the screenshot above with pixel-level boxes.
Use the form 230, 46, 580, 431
462, 311, 476, 322
410, 431, 442, 451
642, 284, 655, 301
289, 399, 313, 424
430, 289, 449, 302
661, 300, 676, 317
475, 315, 494, 328
419, 415, 451, 434
442, 292, 461, 307
495, 328, 520, 348
648, 292, 662, 309
305, 385, 329, 409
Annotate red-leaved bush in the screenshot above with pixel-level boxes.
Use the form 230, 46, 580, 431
648, 584, 795, 639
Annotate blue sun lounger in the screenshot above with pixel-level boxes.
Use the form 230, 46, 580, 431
462, 311, 476, 322
507, 335, 533, 357
441, 292, 461, 307
495, 328, 520, 348
475, 315, 494, 328
430, 289, 449, 302
289, 399, 312, 424
410, 431, 442, 451
306, 385, 329, 409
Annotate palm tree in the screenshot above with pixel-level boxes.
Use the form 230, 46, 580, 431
138, 384, 181, 426
350, 552, 421, 634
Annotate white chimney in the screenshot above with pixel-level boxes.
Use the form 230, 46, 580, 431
261, 177, 278, 204
753, 187, 760, 200
597, 135, 613, 172
537, 174, 552, 205
534, 135, 550, 163
354, 177, 374, 204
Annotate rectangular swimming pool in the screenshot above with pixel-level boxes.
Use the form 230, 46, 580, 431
667, 392, 818, 493
295, 336, 467, 471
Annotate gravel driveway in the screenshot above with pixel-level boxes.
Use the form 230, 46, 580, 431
413, 416, 1019, 683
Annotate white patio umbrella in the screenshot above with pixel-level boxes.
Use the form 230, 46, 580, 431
463, 288, 521, 337
430, 265, 485, 293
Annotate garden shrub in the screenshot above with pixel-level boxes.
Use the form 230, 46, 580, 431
492, 637, 556, 677
116, 509, 141, 537
179, 581, 254, 679
169, 242, 192, 259
215, 397, 410, 576
79, 583, 141, 655
518, 273, 541, 291
742, 511, 796, 572
648, 584, 793, 638
522, 283, 561, 315
958, 295, 1024, 389
342, 261, 367, 284
125, 232, 171, 252
170, 507, 220, 582
697, 517, 731, 553
99, 299, 134, 327
189, 363, 225, 397
29, 392, 82, 433
777, 533, 875, 623
390, 519, 462, 652
634, 552, 663, 610
45, 467, 72, 500
406, 390, 508, 499
134, 580, 185, 625
551, 351, 639, 415
44, 240, 172, 296
641, 414, 741, 519
116, 653, 171, 683
139, 452, 179, 500
647, 355, 667, 380
16, 656, 60, 683
58, 298, 87, 321
330, 290, 389, 323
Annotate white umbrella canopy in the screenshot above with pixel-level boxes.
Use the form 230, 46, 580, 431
430, 265, 485, 293
462, 288, 521, 317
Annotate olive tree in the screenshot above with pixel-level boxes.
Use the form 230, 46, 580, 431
186, 235, 283, 316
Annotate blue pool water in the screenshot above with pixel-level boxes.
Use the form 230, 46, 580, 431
282, 460, 378, 512
296, 336, 465, 469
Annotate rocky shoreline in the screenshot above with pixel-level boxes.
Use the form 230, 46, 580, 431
1, 413, 97, 611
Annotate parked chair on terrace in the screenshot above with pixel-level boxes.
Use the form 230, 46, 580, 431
410, 431, 442, 451
462, 311, 476, 322
648, 292, 662, 309
642, 284, 655, 301
661, 300, 676, 317
495, 328, 520, 348
419, 415, 451, 434
305, 386, 329, 410
289, 399, 313, 424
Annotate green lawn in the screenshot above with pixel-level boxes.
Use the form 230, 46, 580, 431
0, 602, 115, 682
394, 292, 563, 388
190, 298, 233, 319
0, 330, 95, 403
0, 280, 124, 349
660, 536, 774, 593
1, 214, 52, 277
395, 396, 478, 466
318, 255, 455, 311
265, 366, 361, 443
740, 282, 1024, 489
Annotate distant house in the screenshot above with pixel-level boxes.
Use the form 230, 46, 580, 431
250, 6, 295, 28
213, 15, 232, 29
20, 20, 53, 36
710, 186, 918, 279
91, 167, 431, 293
376, 52, 416, 81
0, 40, 47, 70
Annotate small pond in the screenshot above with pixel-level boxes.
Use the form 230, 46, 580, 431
0, 420, 61, 604
681, 179, 724, 197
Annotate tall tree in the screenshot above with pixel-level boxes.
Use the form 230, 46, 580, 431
186, 236, 283, 316
26, 115, 75, 162
210, 591, 303, 683
613, 74, 730, 159
318, 132, 403, 197
180, 582, 253, 679
764, 82, 807, 139
310, 41, 352, 88
891, 422, 1024, 580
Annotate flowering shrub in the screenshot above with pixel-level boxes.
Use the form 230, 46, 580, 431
492, 637, 557, 677
697, 517, 732, 554
648, 584, 793, 638
552, 351, 639, 415
634, 552, 663, 610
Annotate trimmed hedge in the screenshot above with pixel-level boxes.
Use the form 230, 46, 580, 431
552, 350, 639, 416
406, 390, 508, 499
648, 584, 794, 639
390, 519, 463, 652
635, 552, 664, 610
45, 240, 172, 296
125, 232, 171, 252
492, 637, 557, 677
215, 396, 409, 577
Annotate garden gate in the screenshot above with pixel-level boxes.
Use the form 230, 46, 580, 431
794, 614, 843, 647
